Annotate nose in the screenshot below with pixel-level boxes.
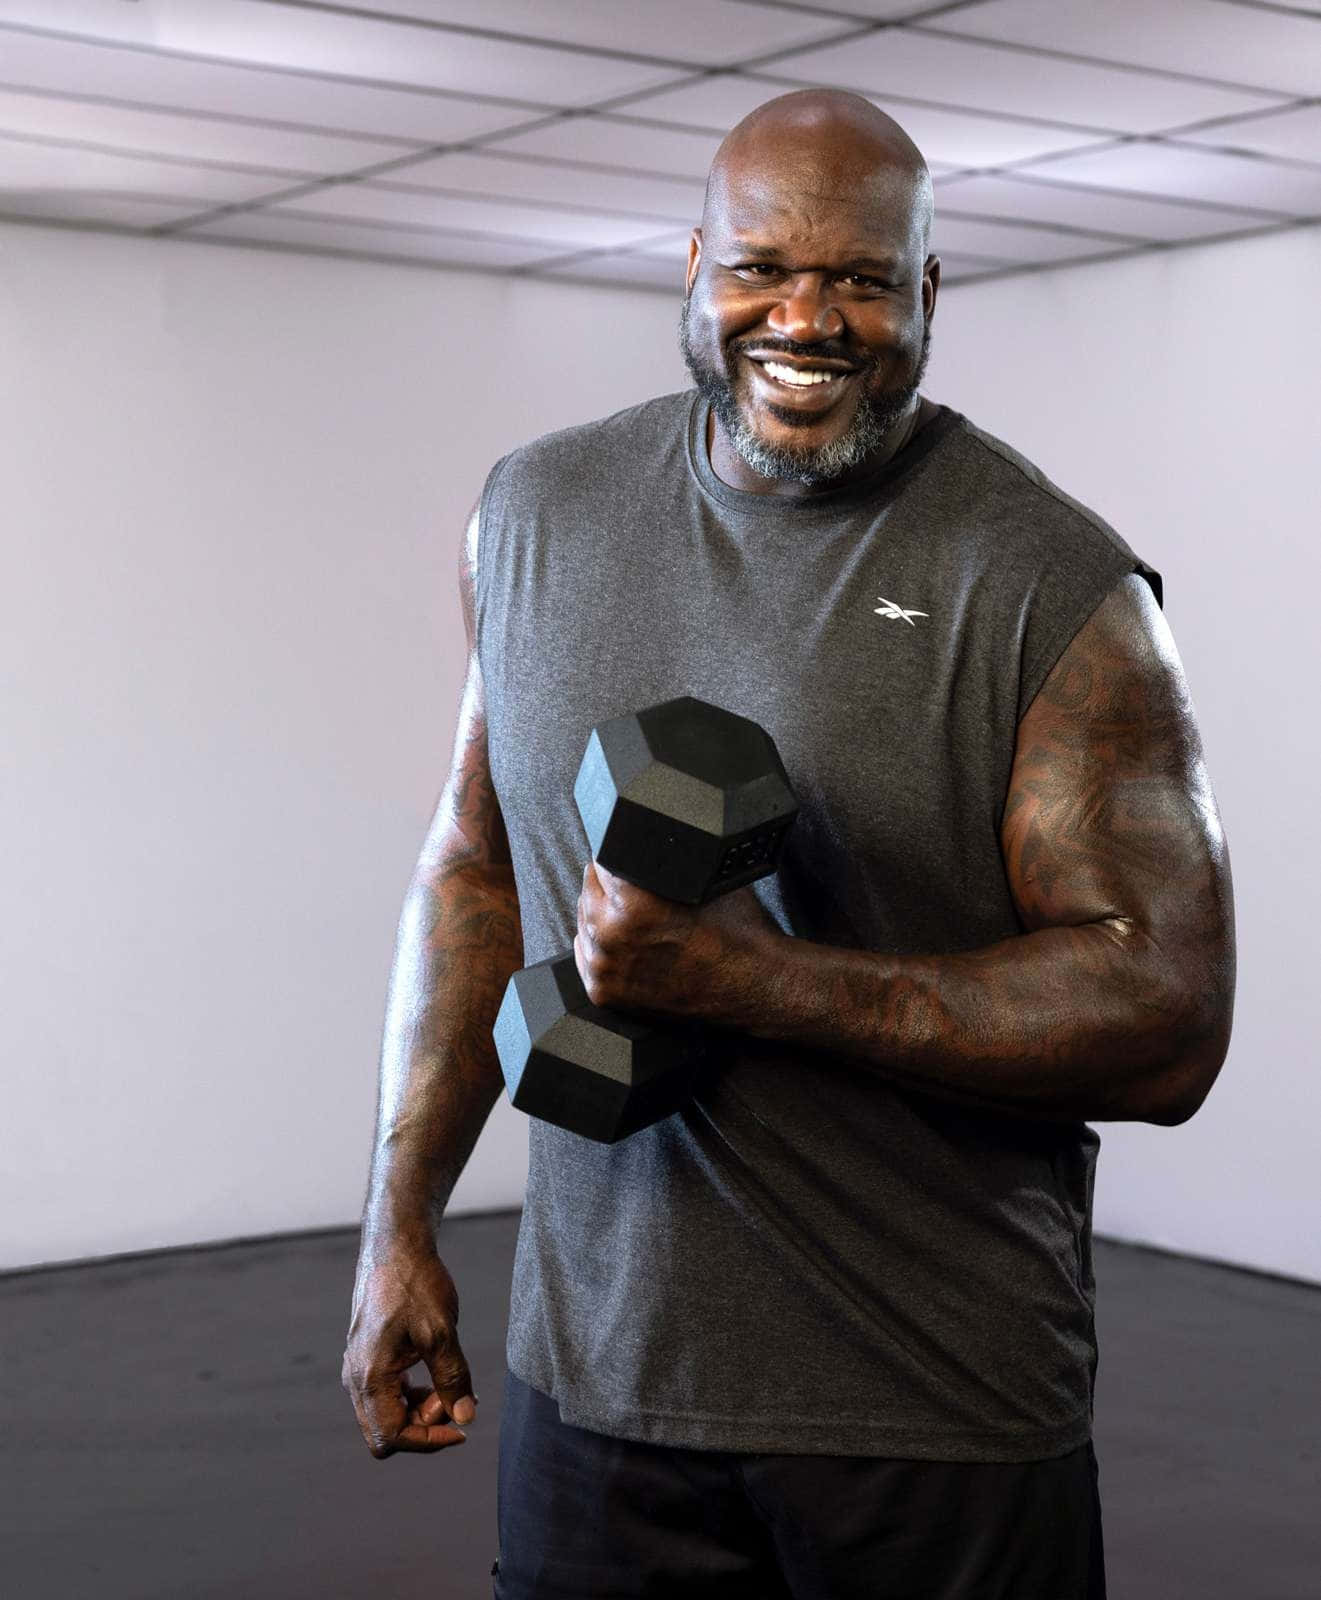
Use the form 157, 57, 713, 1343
767, 273, 844, 343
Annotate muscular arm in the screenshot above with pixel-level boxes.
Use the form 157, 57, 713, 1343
360, 500, 522, 1249
577, 576, 1235, 1124
343, 501, 522, 1457
713, 574, 1236, 1125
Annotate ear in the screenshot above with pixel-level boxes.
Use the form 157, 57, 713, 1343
685, 229, 702, 297
923, 254, 940, 321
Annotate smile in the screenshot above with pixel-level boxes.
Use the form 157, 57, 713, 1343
760, 361, 843, 387
742, 354, 857, 411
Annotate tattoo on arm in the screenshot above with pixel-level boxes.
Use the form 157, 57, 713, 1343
749, 576, 1234, 1125
1005, 578, 1228, 953
994, 573, 1235, 1110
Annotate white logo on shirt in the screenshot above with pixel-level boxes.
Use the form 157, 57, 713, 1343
874, 596, 929, 626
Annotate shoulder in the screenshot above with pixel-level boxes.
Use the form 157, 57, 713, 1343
945, 416, 1119, 537
933, 412, 1157, 604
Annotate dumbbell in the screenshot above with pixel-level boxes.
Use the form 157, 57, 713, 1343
492, 695, 798, 1143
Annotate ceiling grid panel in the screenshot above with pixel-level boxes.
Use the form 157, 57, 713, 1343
0, 0, 1315, 290
0, 27, 563, 143
771, 26, 1286, 130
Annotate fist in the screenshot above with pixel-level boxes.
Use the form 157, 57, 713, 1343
573, 861, 782, 1024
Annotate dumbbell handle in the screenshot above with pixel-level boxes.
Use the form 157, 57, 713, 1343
494, 695, 797, 1142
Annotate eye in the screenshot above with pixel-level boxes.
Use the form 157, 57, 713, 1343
730, 262, 780, 279
839, 273, 890, 290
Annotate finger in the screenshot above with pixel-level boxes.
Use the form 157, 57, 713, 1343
384, 1386, 470, 1450
584, 864, 606, 923
425, 1343, 477, 1429
389, 1419, 469, 1451
403, 1382, 442, 1424
351, 1372, 410, 1459
594, 860, 624, 905
356, 1379, 469, 1456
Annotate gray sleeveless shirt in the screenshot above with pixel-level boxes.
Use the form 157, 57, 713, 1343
475, 389, 1159, 1462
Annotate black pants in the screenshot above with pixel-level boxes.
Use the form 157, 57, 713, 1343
493, 1369, 1105, 1600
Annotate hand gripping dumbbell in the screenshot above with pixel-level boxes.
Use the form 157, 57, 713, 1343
492, 695, 798, 1144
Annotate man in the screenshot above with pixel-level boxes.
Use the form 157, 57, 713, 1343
343, 89, 1235, 1599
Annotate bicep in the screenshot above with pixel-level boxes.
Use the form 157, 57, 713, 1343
1002, 574, 1232, 967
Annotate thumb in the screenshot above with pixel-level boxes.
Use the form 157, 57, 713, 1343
426, 1340, 478, 1427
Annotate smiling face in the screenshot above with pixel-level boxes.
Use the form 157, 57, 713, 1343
679, 94, 939, 493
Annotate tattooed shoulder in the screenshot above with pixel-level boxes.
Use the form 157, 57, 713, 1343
1003, 573, 1223, 934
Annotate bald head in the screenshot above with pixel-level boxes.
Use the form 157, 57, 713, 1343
703, 89, 933, 258
700, 88, 927, 246
680, 87, 938, 493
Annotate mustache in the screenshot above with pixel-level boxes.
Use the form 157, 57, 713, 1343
730, 335, 872, 369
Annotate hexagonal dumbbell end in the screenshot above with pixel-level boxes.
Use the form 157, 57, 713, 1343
572, 695, 798, 905
493, 950, 710, 1144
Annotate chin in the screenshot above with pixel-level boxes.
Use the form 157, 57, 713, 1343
732, 388, 898, 485
758, 403, 850, 437
738, 378, 855, 436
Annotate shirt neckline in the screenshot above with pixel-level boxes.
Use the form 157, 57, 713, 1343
685, 390, 960, 521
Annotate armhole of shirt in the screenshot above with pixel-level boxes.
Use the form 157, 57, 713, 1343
473, 452, 512, 685
1135, 559, 1164, 610
1017, 558, 1163, 725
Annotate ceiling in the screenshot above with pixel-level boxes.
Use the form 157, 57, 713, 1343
0, 0, 1318, 291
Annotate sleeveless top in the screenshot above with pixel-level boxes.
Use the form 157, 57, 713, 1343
474, 388, 1160, 1461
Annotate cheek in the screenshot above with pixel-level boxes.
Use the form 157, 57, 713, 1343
857, 309, 924, 372
698, 286, 766, 346
685, 292, 727, 354
891, 298, 929, 347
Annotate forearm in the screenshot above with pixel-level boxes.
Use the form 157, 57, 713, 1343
362, 859, 522, 1249
726, 917, 1219, 1125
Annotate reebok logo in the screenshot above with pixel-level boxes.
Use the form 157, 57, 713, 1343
874, 596, 928, 627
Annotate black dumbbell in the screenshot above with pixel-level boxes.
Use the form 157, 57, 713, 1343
492, 695, 798, 1143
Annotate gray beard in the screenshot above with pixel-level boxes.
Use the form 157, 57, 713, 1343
679, 298, 930, 487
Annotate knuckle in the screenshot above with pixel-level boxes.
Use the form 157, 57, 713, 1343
419, 1311, 458, 1347
427, 1345, 468, 1383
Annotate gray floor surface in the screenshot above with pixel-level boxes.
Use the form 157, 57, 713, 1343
2, 1212, 1317, 1599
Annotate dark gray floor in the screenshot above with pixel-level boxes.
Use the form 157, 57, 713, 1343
2, 1213, 1317, 1599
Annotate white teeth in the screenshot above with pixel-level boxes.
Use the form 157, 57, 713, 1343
761, 360, 841, 387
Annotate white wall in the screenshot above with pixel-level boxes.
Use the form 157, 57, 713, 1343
0, 223, 686, 1269
4, 218, 1317, 1284
928, 224, 1321, 1285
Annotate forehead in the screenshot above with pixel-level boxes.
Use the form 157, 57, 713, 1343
706, 159, 924, 261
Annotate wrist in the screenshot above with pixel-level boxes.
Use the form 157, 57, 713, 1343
359, 1208, 438, 1263
361, 1164, 448, 1251
719, 921, 795, 1035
